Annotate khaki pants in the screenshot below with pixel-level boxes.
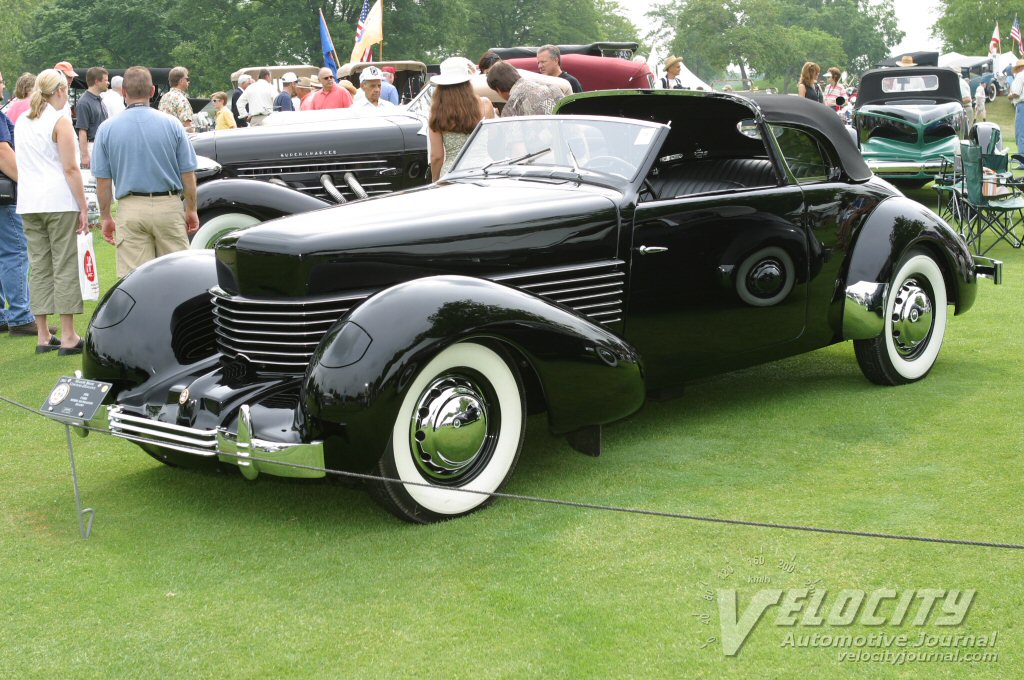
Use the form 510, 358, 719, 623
114, 194, 189, 278
22, 211, 83, 316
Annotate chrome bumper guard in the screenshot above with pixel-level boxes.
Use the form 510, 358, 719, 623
102, 404, 326, 479
842, 280, 888, 340
973, 256, 1003, 285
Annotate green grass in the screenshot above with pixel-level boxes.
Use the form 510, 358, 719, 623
1, 179, 1022, 678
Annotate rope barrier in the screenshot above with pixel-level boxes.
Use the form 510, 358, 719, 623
3, 393, 1022, 550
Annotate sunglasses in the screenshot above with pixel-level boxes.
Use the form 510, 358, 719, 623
321, 75, 335, 81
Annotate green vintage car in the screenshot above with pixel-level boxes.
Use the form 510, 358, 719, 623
854, 66, 974, 187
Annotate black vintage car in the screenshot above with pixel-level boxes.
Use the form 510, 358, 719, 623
82, 90, 1000, 523
189, 109, 431, 247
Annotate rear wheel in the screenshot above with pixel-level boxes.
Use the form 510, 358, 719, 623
367, 342, 525, 523
854, 250, 947, 385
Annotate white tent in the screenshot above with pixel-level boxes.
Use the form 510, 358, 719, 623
995, 51, 1019, 74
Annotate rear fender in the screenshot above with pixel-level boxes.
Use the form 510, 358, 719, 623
837, 196, 976, 340
303, 275, 645, 471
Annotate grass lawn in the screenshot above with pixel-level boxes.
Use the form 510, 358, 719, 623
1, 142, 1022, 677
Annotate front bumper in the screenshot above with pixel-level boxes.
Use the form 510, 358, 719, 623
866, 159, 945, 178
93, 403, 326, 479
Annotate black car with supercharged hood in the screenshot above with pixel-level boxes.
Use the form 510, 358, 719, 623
81, 89, 1000, 523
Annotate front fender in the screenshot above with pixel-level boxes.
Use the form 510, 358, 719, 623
303, 275, 646, 471
83, 250, 220, 398
837, 195, 977, 340
197, 178, 331, 221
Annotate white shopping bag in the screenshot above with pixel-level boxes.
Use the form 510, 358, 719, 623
77, 231, 100, 301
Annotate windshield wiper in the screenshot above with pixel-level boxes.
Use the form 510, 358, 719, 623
482, 147, 551, 175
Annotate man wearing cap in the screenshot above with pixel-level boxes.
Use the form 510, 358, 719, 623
380, 66, 400, 105
537, 45, 583, 93
661, 56, 684, 89
53, 62, 78, 118
93, 66, 198, 277
75, 67, 109, 168
311, 67, 353, 110
1008, 59, 1024, 167
102, 74, 126, 118
274, 72, 299, 112
159, 66, 194, 133
237, 68, 277, 125
352, 67, 395, 112
231, 74, 253, 127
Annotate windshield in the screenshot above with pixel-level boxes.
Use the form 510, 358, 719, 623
450, 116, 663, 182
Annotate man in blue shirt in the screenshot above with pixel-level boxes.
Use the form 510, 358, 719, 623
381, 66, 401, 105
274, 72, 298, 112
92, 66, 199, 277
0, 95, 40, 335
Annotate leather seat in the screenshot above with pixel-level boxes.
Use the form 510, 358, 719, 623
648, 159, 778, 199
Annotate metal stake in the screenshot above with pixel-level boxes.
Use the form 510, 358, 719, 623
65, 424, 94, 539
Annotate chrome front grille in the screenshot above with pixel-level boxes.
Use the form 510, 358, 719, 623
211, 287, 370, 372
235, 159, 397, 201
493, 261, 626, 325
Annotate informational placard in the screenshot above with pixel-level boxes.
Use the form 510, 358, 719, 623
40, 376, 112, 424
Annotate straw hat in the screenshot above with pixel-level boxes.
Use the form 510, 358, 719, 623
665, 55, 683, 70
897, 55, 917, 67
431, 57, 474, 86
1013, 59, 1024, 74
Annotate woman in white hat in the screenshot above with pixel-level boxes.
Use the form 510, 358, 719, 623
428, 57, 495, 182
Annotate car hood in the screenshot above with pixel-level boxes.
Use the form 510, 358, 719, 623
191, 114, 425, 166
215, 180, 621, 297
855, 101, 963, 127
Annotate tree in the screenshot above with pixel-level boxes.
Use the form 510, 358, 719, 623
934, 0, 1021, 55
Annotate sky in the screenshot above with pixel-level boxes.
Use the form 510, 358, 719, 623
623, 0, 943, 56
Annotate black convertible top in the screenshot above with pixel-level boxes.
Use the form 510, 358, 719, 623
856, 67, 964, 107
558, 90, 872, 182
744, 93, 872, 181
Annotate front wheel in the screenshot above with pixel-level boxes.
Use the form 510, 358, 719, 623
854, 250, 948, 385
189, 211, 261, 249
367, 342, 525, 523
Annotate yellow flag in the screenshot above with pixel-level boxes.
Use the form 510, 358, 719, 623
350, 0, 383, 63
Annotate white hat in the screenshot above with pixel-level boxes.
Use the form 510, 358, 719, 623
430, 57, 474, 86
360, 66, 384, 83
281, 71, 298, 84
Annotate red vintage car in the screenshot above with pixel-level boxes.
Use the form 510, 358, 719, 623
505, 53, 655, 91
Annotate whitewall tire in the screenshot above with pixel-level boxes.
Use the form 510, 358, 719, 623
189, 212, 261, 249
368, 342, 525, 523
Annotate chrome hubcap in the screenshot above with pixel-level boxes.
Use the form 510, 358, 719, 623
891, 279, 933, 357
747, 258, 785, 298
410, 375, 491, 482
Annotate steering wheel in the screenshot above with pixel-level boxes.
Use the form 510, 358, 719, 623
586, 155, 637, 177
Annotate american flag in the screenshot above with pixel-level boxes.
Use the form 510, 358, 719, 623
355, 0, 373, 62
1011, 15, 1023, 54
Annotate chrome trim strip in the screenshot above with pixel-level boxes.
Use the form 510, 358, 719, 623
110, 421, 219, 448
843, 280, 888, 340
110, 410, 216, 436
490, 260, 626, 282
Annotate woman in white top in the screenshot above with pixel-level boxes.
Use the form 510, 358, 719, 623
15, 69, 89, 355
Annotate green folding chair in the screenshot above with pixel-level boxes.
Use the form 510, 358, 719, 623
960, 143, 1024, 254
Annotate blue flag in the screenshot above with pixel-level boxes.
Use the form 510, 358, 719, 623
319, 10, 338, 77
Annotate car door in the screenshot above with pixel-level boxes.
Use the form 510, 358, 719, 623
625, 180, 809, 388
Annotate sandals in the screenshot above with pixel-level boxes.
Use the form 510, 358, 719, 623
35, 335, 62, 354
58, 338, 85, 356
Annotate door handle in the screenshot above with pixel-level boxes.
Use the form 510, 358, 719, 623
637, 245, 669, 255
